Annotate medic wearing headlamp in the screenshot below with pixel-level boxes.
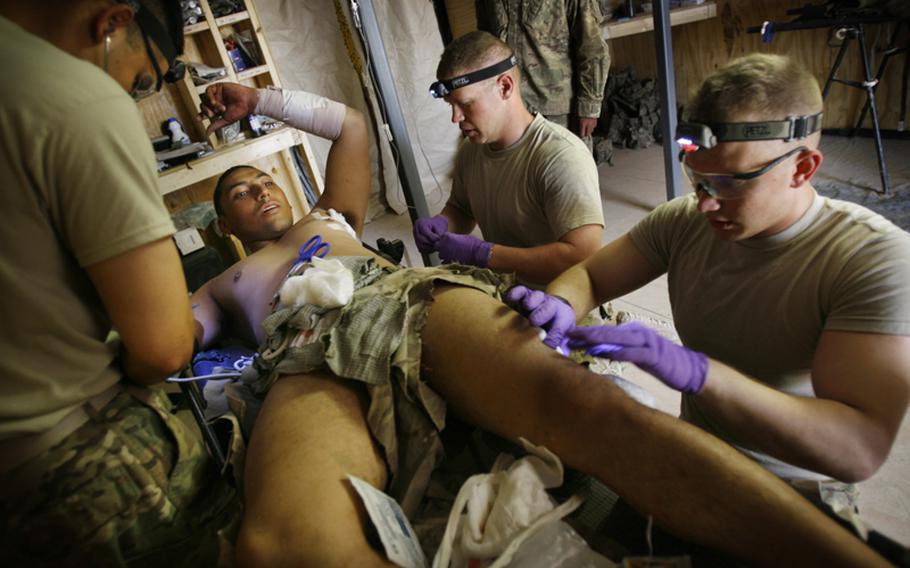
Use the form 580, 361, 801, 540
675, 112, 822, 199
510, 53, 910, 501
428, 54, 518, 99
416, 31, 605, 286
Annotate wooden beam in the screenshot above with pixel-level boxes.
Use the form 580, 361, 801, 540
157, 127, 302, 195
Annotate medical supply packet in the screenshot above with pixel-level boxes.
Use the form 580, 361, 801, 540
350, 475, 428, 568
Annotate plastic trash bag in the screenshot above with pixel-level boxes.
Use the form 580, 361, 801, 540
433, 438, 615, 568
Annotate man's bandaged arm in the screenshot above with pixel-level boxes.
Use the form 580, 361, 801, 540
254, 88, 346, 140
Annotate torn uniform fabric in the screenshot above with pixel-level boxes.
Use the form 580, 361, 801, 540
243, 257, 515, 515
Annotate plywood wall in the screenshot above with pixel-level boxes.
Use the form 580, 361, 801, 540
136, 84, 200, 140
443, 0, 907, 129
444, 0, 478, 38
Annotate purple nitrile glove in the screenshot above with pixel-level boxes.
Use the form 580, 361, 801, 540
413, 215, 448, 254
436, 232, 493, 267
566, 322, 708, 394
504, 285, 576, 352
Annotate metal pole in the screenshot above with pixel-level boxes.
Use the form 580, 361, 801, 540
652, 0, 681, 200
351, 0, 438, 266
180, 381, 227, 470
852, 24, 899, 135
857, 25, 890, 194
823, 31, 852, 99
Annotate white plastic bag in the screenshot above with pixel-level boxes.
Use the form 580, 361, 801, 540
502, 521, 616, 568
433, 438, 613, 568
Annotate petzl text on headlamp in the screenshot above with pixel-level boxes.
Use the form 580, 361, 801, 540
675, 112, 823, 153
429, 55, 518, 99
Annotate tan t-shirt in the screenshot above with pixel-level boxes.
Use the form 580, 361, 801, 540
630, 193, 910, 480
448, 114, 604, 247
0, 16, 175, 438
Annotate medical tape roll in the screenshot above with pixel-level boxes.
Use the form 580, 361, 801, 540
255, 88, 346, 140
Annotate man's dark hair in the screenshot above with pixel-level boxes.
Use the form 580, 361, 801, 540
213, 165, 262, 215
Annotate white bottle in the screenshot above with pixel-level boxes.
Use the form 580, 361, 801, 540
248, 114, 263, 137
167, 117, 191, 147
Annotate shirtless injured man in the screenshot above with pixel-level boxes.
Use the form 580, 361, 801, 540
192, 82, 888, 567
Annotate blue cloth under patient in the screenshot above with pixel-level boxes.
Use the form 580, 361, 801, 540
192, 345, 256, 386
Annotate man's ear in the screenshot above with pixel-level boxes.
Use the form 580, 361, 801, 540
91, 2, 135, 43
497, 73, 516, 101
791, 149, 823, 188
217, 216, 231, 237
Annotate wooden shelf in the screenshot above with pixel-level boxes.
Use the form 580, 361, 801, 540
184, 21, 210, 35
157, 127, 303, 195
151, 0, 322, 229
215, 11, 250, 27
236, 65, 270, 81
195, 78, 232, 94
602, 2, 717, 40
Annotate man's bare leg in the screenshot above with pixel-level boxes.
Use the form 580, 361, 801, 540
235, 372, 394, 567
421, 285, 886, 567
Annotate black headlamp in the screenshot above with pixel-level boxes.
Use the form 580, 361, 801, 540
429, 55, 518, 99
675, 112, 823, 154
133, 1, 186, 91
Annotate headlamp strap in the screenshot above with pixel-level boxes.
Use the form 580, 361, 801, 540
711, 112, 823, 142
133, 1, 178, 67
430, 54, 518, 98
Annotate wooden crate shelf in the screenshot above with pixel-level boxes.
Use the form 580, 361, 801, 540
602, 2, 717, 40
215, 10, 251, 27
158, 127, 303, 196
143, 0, 324, 265
184, 21, 210, 35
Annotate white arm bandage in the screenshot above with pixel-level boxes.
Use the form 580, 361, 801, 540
254, 88, 346, 140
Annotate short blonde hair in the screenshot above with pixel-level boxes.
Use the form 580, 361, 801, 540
437, 31, 514, 79
686, 54, 822, 123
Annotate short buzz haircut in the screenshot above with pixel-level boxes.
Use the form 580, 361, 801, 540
685, 54, 823, 124
213, 165, 263, 215
437, 30, 515, 80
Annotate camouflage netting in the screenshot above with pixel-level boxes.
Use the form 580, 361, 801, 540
593, 66, 662, 166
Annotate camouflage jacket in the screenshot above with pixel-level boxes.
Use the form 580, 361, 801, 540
476, 0, 610, 118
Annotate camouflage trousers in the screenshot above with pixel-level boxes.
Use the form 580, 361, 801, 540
0, 386, 242, 567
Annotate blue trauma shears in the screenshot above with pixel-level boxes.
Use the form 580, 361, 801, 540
297, 234, 330, 263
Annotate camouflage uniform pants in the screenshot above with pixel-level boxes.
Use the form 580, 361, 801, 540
244, 257, 514, 516
0, 386, 242, 567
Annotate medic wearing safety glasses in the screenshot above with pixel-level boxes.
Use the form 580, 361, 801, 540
674, 113, 823, 200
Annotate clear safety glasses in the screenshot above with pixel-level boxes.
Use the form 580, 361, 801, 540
125, 2, 187, 100
130, 26, 186, 101
680, 146, 808, 199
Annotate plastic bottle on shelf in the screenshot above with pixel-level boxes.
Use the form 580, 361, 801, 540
248, 114, 263, 137
167, 117, 191, 147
